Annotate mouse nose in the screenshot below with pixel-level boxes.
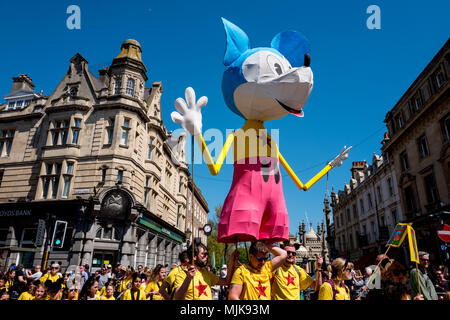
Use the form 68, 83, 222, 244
304, 53, 311, 67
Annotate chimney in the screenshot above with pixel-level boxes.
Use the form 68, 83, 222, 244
350, 161, 366, 179
98, 67, 110, 86
11, 74, 35, 93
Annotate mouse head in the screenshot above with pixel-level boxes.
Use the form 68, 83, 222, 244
221, 18, 313, 122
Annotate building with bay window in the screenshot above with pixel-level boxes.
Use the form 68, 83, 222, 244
0, 39, 209, 272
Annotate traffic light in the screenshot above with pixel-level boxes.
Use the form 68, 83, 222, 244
35, 219, 46, 247
51, 220, 67, 248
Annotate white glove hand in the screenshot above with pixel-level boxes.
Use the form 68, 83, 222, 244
329, 146, 352, 168
170, 87, 208, 136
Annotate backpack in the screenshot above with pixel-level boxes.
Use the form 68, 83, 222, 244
325, 280, 350, 300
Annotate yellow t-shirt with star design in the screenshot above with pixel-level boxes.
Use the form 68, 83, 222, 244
271, 264, 313, 300
318, 280, 350, 300
231, 262, 273, 300
173, 268, 219, 300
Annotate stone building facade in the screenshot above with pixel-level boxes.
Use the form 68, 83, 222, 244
0, 39, 209, 272
381, 39, 450, 264
331, 156, 405, 266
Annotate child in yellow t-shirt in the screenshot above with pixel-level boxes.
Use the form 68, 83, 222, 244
100, 284, 115, 300
145, 264, 167, 300
121, 273, 146, 300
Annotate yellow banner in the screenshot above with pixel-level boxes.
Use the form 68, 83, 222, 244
407, 226, 420, 264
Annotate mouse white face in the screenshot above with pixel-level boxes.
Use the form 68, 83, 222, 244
234, 50, 313, 121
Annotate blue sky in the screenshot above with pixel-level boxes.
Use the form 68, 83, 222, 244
0, 0, 448, 235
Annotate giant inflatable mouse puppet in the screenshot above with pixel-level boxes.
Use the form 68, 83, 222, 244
171, 18, 351, 244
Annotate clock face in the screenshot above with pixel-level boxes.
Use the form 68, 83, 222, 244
203, 224, 212, 233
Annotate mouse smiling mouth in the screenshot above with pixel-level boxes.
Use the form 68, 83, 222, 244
275, 99, 304, 117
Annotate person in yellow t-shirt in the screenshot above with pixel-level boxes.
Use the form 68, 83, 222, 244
271, 243, 323, 300
5, 269, 15, 293
159, 250, 190, 300
100, 284, 115, 300
121, 273, 146, 300
116, 267, 133, 295
18, 280, 38, 300
62, 285, 79, 300
174, 243, 238, 300
229, 241, 287, 300
40, 263, 62, 283
145, 264, 166, 300
318, 258, 351, 300
45, 278, 64, 300
33, 283, 47, 300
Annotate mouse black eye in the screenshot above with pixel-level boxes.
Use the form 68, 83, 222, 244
274, 63, 282, 75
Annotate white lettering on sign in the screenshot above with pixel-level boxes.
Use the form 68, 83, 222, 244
161, 228, 171, 235
73, 189, 90, 195
0, 210, 32, 217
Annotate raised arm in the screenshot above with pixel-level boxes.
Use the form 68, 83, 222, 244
195, 132, 234, 176
171, 87, 234, 176
267, 243, 287, 271
278, 146, 351, 191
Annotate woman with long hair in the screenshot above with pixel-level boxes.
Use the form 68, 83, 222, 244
318, 258, 352, 300
78, 276, 100, 300
145, 264, 166, 300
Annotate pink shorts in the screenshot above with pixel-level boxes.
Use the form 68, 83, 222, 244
217, 157, 289, 243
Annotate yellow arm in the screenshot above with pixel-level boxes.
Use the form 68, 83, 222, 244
195, 132, 234, 176
278, 151, 332, 191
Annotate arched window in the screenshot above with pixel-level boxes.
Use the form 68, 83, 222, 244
126, 78, 135, 96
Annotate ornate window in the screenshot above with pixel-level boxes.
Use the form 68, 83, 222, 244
126, 78, 135, 96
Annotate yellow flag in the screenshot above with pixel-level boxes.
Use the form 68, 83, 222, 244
407, 226, 420, 264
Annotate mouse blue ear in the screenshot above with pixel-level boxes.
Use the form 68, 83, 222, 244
221, 18, 250, 67
271, 31, 310, 67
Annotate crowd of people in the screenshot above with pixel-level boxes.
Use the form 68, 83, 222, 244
0, 241, 449, 301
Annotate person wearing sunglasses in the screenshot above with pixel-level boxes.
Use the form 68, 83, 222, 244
271, 243, 323, 300
174, 242, 238, 300
318, 258, 351, 300
228, 240, 287, 300
39, 263, 62, 284
410, 251, 438, 300
62, 284, 79, 300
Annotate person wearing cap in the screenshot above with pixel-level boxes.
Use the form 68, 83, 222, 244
105, 264, 113, 279
218, 265, 228, 300
116, 267, 133, 295
228, 241, 287, 300
40, 263, 62, 283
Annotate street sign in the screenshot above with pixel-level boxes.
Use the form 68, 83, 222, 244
35, 219, 46, 247
437, 224, 450, 242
